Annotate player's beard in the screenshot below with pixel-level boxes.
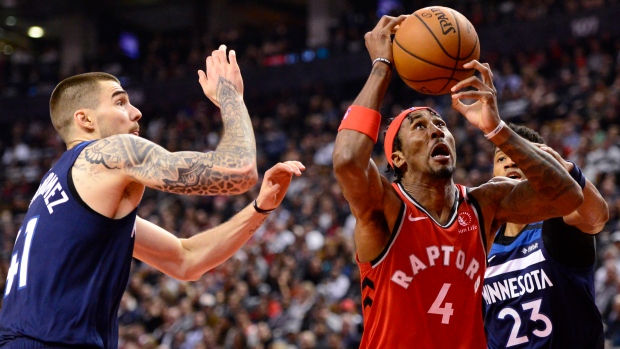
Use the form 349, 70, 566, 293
430, 165, 454, 179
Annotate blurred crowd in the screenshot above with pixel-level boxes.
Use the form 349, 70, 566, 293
2, 0, 620, 348
0, 0, 615, 98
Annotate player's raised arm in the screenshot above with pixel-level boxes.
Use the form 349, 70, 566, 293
452, 60, 584, 231
80, 45, 257, 195
333, 15, 407, 215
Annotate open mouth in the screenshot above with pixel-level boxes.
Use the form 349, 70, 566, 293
506, 171, 522, 180
431, 143, 451, 159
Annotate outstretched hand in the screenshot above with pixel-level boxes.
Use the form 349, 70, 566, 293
450, 60, 502, 135
197, 44, 244, 108
255, 161, 305, 211
364, 14, 409, 63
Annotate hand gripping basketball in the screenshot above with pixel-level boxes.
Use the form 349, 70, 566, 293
364, 15, 409, 66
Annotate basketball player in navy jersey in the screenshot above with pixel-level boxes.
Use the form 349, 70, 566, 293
0, 45, 305, 348
483, 124, 608, 349
333, 15, 585, 348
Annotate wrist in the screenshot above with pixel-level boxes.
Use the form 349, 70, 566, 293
253, 199, 275, 215
567, 161, 586, 190
372, 57, 393, 68
484, 120, 506, 140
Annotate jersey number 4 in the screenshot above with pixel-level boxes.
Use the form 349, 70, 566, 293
428, 283, 454, 324
4, 216, 38, 297
498, 298, 552, 347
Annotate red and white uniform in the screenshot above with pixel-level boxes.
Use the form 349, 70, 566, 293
358, 183, 487, 348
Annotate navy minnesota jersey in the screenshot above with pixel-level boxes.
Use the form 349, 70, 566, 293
0, 141, 138, 349
483, 218, 603, 349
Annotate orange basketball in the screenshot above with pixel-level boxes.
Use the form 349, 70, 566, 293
393, 6, 480, 95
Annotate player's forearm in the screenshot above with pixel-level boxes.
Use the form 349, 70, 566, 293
352, 63, 392, 111
492, 128, 583, 211
333, 64, 390, 176
568, 180, 609, 233
214, 79, 256, 169
179, 204, 268, 281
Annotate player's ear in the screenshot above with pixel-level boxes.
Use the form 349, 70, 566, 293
74, 109, 95, 132
392, 151, 405, 169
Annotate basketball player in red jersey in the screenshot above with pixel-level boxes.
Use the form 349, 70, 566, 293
332, 15, 584, 348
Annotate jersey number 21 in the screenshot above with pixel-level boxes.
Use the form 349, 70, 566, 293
4, 216, 38, 297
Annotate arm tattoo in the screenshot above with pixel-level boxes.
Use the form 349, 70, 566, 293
215, 77, 256, 165
248, 216, 269, 235
496, 132, 572, 202
83, 135, 255, 195
370, 65, 390, 78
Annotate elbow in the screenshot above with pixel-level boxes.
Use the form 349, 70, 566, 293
230, 163, 259, 194
174, 265, 208, 282
556, 184, 585, 217
177, 273, 201, 282
590, 201, 610, 233
242, 165, 259, 191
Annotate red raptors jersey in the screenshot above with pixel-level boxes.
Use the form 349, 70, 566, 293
358, 183, 487, 348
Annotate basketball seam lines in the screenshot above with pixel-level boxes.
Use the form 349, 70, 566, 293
438, 9, 463, 93
400, 76, 461, 83
413, 13, 459, 61
393, 39, 475, 71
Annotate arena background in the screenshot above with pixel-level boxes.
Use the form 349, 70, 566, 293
1, 0, 619, 348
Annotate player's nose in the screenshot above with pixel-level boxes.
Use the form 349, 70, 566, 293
430, 124, 445, 139
503, 159, 517, 169
130, 105, 142, 121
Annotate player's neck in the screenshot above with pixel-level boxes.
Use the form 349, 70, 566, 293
400, 180, 456, 222
504, 222, 527, 237
66, 135, 98, 149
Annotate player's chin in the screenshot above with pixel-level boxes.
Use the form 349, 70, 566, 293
429, 163, 455, 179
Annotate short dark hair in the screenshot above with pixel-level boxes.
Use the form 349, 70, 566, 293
49, 72, 120, 143
506, 123, 546, 144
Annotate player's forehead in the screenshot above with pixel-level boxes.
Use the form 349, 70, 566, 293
98, 80, 127, 100
494, 148, 507, 158
404, 109, 443, 124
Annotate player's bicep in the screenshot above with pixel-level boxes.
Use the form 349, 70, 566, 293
335, 157, 386, 216
133, 216, 185, 276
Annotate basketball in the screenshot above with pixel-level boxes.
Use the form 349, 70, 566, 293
393, 6, 480, 95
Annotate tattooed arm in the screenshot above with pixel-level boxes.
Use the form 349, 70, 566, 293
133, 161, 304, 280
453, 61, 583, 234
82, 46, 257, 195
197, 44, 256, 173
83, 134, 255, 195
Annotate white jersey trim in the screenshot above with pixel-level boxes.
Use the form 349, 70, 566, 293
485, 250, 546, 278
395, 182, 459, 228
